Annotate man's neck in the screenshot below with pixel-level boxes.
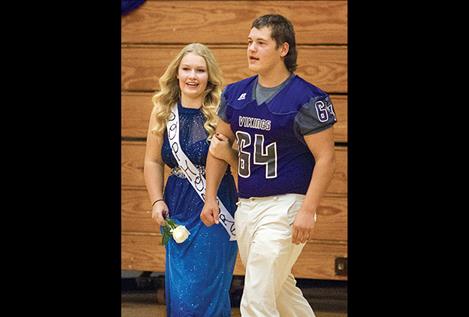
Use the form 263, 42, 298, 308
257, 66, 291, 88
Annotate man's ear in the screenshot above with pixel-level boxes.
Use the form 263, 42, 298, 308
280, 42, 289, 57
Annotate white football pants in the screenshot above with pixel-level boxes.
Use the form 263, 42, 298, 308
235, 193, 316, 317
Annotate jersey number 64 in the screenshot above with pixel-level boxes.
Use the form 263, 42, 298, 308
236, 131, 278, 179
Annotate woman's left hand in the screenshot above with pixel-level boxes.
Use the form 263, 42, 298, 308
209, 133, 232, 162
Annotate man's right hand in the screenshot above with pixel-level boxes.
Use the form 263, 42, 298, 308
200, 199, 220, 226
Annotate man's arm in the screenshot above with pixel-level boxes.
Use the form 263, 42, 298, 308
291, 126, 336, 244
200, 120, 236, 226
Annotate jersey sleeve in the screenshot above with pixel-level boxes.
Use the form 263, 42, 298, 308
217, 89, 231, 123
294, 94, 337, 139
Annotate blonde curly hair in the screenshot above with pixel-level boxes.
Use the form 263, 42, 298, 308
150, 43, 223, 139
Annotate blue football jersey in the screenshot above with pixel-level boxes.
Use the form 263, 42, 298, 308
218, 75, 336, 198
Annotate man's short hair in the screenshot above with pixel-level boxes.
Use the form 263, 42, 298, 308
252, 14, 297, 72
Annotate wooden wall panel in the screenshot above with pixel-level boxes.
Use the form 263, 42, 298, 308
291, 241, 347, 279
122, 92, 153, 138
121, 0, 348, 280
122, 1, 347, 45
122, 233, 166, 271
122, 233, 347, 280
122, 46, 347, 93
122, 141, 347, 195
122, 92, 347, 142
122, 187, 347, 241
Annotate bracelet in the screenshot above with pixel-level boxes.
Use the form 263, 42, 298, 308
152, 198, 164, 207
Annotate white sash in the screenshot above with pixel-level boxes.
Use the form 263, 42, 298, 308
166, 103, 236, 241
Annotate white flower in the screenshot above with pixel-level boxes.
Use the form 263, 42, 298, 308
171, 225, 190, 243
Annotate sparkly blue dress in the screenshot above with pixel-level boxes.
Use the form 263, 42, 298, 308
161, 102, 238, 317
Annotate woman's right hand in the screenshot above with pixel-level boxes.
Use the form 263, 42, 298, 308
151, 200, 169, 226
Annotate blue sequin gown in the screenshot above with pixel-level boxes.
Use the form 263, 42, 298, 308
161, 102, 238, 317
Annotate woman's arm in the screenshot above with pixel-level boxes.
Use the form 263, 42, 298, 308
143, 107, 169, 226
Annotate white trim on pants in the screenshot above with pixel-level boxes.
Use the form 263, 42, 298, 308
235, 193, 316, 317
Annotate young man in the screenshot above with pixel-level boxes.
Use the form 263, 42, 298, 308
201, 14, 337, 317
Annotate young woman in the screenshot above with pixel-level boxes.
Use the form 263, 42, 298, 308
143, 43, 238, 317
